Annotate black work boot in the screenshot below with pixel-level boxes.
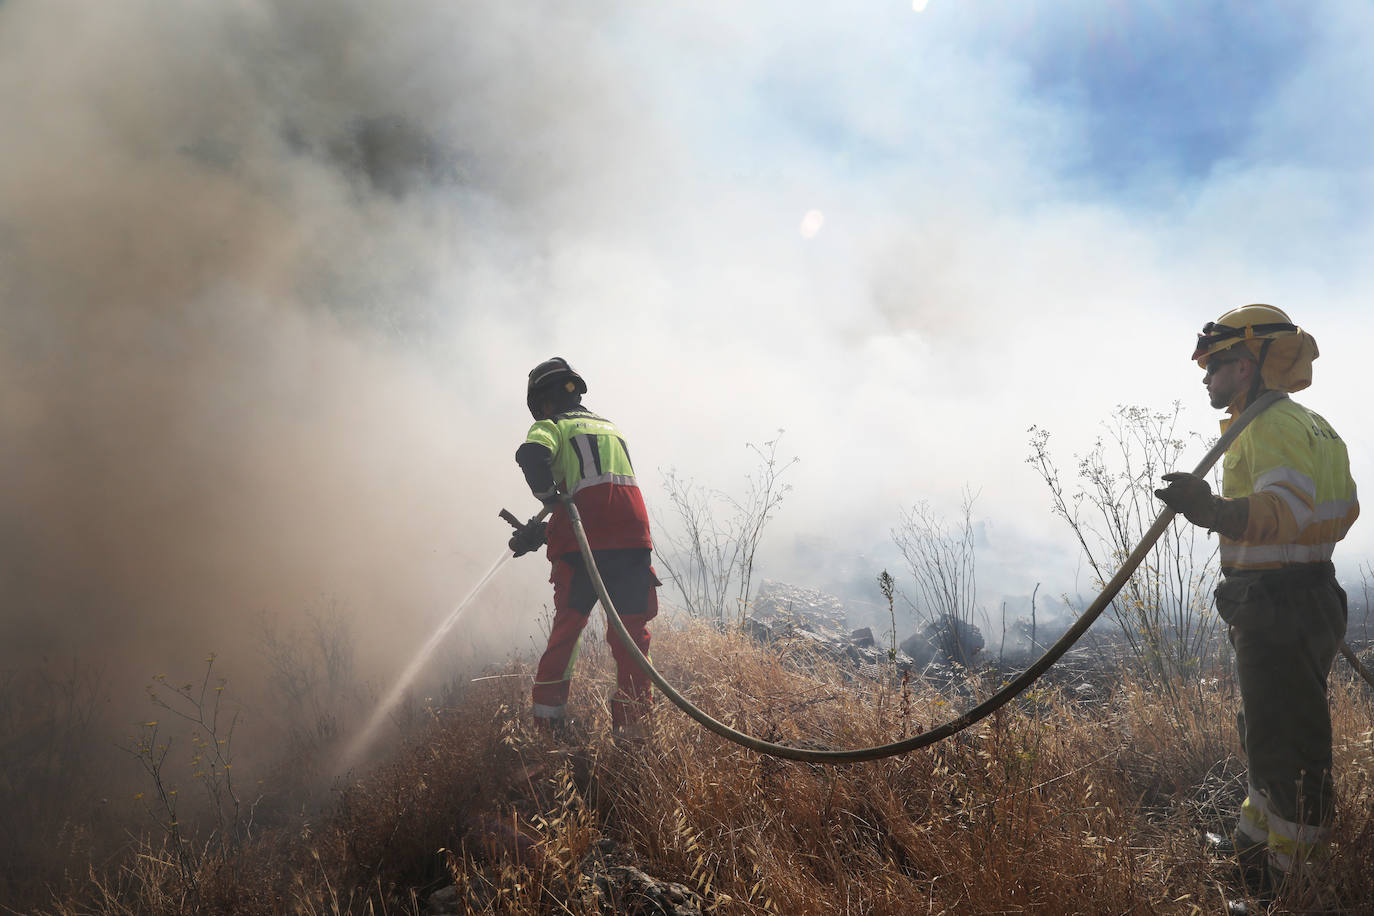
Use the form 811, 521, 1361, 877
1204, 832, 1271, 898
533, 715, 580, 744
612, 719, 649, 748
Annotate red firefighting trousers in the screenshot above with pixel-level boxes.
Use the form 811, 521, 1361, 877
532, 549, 658, 727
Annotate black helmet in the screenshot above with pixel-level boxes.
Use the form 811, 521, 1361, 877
526, 357, 587, 417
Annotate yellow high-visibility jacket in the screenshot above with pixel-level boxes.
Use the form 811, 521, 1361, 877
1218, 394, 1359, 571
516, 407, 652, 559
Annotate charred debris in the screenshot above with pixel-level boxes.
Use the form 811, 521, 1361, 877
744, 579, 1119, 703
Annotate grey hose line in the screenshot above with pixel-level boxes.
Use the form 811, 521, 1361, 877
1341, 642, 1374, 689
567, 391, 1311, 763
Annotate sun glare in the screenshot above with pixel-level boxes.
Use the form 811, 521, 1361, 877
799, 209, 825, 239
912, 0, 929, 11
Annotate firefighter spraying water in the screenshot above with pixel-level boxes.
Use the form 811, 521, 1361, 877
338, 356, 660, 770
508, 357, 662, 738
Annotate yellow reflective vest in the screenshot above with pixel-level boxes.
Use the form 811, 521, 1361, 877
520, 408, 652, 557
1218, 395, 1359, 571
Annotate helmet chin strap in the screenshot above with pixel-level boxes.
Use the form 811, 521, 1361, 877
1244, 337, 1275, 407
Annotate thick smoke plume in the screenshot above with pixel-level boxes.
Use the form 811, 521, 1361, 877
0, 1, 645, 701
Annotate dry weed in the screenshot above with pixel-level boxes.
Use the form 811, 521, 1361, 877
34, 618, 1374, 915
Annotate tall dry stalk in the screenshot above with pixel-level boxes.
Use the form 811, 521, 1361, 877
654, 433, 796, 623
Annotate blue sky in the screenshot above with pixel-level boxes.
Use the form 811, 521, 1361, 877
995, 2, 1316, 184
3, 0, 1372, 676
575, 2, 1373, 561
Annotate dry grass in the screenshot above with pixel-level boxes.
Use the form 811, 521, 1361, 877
30, 622, 1374, 915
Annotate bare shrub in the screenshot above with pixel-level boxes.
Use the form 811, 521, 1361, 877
1027, 404, 1225, 701
654, 433, 797, 623
123, 655, 256, 905
891, 488, 981, 635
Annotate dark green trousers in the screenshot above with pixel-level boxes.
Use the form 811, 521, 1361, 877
1215, 564, 1347, 832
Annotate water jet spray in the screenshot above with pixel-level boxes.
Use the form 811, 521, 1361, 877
335, 507, 549, 775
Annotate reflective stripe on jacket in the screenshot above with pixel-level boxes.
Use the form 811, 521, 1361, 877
521, 407, 652, 558
1218, 395, 1359, 571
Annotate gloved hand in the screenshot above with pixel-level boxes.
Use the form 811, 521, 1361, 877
1154, 472, 1217, 528
508, 519, 548, 558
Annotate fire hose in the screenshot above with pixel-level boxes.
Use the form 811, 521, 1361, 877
526, 390, 1371, 762
1343, 643, 1374, 686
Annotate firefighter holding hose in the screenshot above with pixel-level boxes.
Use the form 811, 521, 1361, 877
1154, 305, 1358, 899
508, 357, 660, 738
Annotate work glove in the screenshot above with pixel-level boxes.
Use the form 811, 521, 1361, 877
508, 519, 548, 558
1154, 472, 1249, 539
1154, 472, 1217, 527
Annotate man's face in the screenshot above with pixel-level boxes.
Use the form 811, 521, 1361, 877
1203, 351, 1249, 409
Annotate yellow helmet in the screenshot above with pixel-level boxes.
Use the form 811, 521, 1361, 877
1191, 304, 1319, 393
1191, 304, 1297, 365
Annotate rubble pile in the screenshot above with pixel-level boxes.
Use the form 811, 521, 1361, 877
749, 580, 1003, 680
746, 580, 1124, 701
746, 580, 911, 678
900, 614, 985, 668
750, 579, 849, 634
